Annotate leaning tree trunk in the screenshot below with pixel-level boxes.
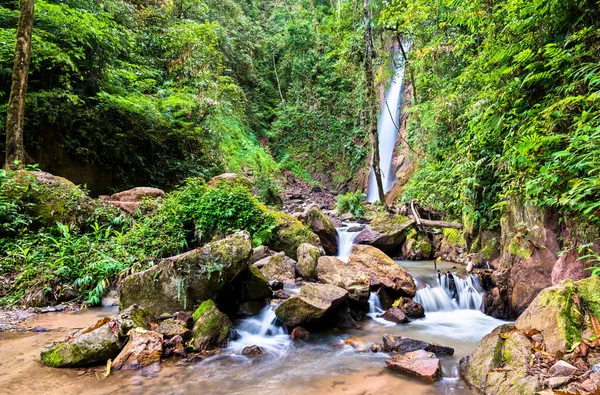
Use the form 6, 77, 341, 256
4, 0, 34, 170
363, 0, 385, 203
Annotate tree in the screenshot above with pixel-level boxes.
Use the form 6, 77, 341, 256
363, 0, 385, 202
4, 0, 34, 170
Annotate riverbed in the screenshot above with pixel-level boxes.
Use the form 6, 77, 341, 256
0, 260, 504, 395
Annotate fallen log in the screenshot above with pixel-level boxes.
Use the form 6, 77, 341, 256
418, 219, 463, 229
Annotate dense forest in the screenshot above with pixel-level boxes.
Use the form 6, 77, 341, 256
1, 0, 600, 394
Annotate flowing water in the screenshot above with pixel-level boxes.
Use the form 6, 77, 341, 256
367, 51, 406, 203
335, 224, 361, 262
0, 260, 505, 395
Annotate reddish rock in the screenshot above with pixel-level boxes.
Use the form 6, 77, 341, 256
112, 329, 163, 370
289, 326, 311, 340
401, 299, 425, 318
386, 350, 441, 382
343, 336, 367, 351
382, 307, 409, 324
163, 335, 185, 358
242, 345, 265, 357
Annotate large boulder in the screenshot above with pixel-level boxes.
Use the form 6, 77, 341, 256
258, 252, 297, 283
112, 328, 163, 370
302, 206, 338, 255
353, 213, 414, 253
240, 265, 273, 300
315, 256, 370, 304
267, 211, 321, 260
347, 245, 416, 297
401, 229, 433, 260
386, 350, 441, 382
296, 243, 321, 280
190, 300, 233, 350
119, 231, 252, 314
275, 284, 348, 327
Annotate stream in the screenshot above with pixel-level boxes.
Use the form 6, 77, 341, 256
0, 259, 504, 395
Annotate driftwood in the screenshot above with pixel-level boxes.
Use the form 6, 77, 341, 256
409, 201, 462, 229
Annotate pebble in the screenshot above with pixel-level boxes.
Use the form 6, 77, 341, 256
592, 364, 600, 373
32, 326, 49, 332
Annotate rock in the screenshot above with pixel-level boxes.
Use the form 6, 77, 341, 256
40, 319, 123, 367
401, 230, 433, 260
289, 326, 311, 340
370, 344, 383, 353
544, 376, 572, 389
549, 361, 578, 377
353, 215, 414, 253
237, 300, 265, 316
110, 187, 165, 202
174, 311, 193, 329
531, 333, 543, 344
119, 231, 252, 314
400, 299, 425, 318
242, 265, 273, 300
163, 335, 185, 358
269, 280, 284, 290
386, 350, 441, 383
302, 206, 338, 255
344, 336, 367, 351
275, 284, 348, 327
382, 307, 409, 324
267, 211, 321, 260
296, 243, 321, 280
112, 329, 163, 370
340, 213, 354, 221
250, 246, 271, 264
315, 256, 370, 304
259, 252, 297, 283
156, 318, 191, 339
347, 245, 416, 297
32, 326, 49, 332
331, 306, 358, 329
190, 300, 233, 351
208, 173, 253, 189
347, 225, 364, 233
593, 364, 600, 373
242, 345, 265, 357
382, 334, 454, 355
273, 290, 290, 299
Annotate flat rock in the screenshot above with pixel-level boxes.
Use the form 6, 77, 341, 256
382, 334, 454, 355
386, 350, 441, 382
275, 284, 348, 327
315, 256, 370, 303
259, 252, 297, 283
549, 360, 578, 377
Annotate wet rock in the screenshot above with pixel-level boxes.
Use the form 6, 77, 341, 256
302, 206, 338, 255
386, 350, 441, 382
190, 300, 233, 351
119, 232, 252, 314
272, 290, 291, 299
259, 252, 297, 283
347, 245, 416, 297
40, 319, 123, 367
163, 335, 185, 358
544, 376, 572, 389
32, 326, 49, 332
549, 361, 578, 377
114, 305, 155, 336
382, 334, 454, 355
331, 306, 358, 329
400, 299, 425, 318
353, 216, 414, 253
347, 225, 364, 233
343, 336, 366, 351
267, 211, 321, 260
370, 344, 383, 353
382, 307, 409, 324
242, 345, 265, 357
289, 326, 311, 340
401, 230, 433, 260
250, 246, 271, 265
174, 311, 193, 329
269, 280, 284, 290
315, 256, 370, 304
296, 243, 321, 280
112, 329, 163, 370
237, 300, 265, 316
275, 284, 348, 327
242, 265, 273, 300
156, 318, 191, 339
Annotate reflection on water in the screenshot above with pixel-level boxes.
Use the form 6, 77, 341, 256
0, 261, 506, 395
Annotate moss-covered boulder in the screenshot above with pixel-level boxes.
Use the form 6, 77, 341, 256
156, 318, 191, 339
401, 229, 433, 260
348, 245, 416, 297
275, 284, 348, 327
190, 300, 233, 350
40, 319, 124, 367
354, 212, 414, 253
119, 231, 252, 314
296, 243, 321, 280
240, 265, 273, 300
258, 252, 297, 283
267, 211, 321, 260
302, 206, 338, 255
315, 256, 370, 304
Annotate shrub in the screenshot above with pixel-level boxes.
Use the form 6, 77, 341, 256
335, 191, 366, 217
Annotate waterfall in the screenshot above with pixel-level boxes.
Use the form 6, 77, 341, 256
229, 304, 291, 356
367, 292, 396, 326
336, 225, 360, 262
367, 52, 406, 203
415, 273, 484, 313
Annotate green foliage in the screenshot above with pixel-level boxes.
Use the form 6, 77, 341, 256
335, 191, 366, 217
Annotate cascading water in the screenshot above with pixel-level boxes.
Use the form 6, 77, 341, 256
414, 272, 484, 312
367, 291, 396, 326
367, 50, 407, 203
229, 304, 291, 356
335, 224, 360, 262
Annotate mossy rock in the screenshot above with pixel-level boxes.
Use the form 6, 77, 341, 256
302, 206, 338, 255
259, 252, 297, 283
190, 300, 233, 350
241, 265, 273, 300
401, 229, 433, 260
296, 243, 321, 280
275, 284, 348, 327
119, 231, 252, 314
267, 211, 321, 260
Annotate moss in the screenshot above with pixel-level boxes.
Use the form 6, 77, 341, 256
508, 239, 533, 258
540, 282, 583, 351
577, 275, 600, 320
442, 228, 465, 246
268, 210, 320, 259
193, 300, 216, 322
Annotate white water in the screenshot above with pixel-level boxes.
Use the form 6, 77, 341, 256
367, 292, 396, 327
415, 273, 484, 312
335, 224, 360, 262
367, 52, 406, 203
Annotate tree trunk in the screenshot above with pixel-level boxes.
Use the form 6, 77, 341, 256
4, 0, 34, 170
363, 0, 385, 203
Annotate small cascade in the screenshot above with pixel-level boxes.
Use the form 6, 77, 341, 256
336, 225, 360, 262
415, 273, 484, 313
229, 304, 291, 356
367, 292, 396, 326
